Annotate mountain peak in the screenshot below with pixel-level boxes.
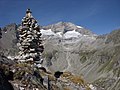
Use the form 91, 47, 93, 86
51, 21, 83, 29
42, 21, 96, 38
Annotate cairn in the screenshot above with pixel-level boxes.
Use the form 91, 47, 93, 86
17, 9, 44, 64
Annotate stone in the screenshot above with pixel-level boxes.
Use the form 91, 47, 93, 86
19, 47, 24, 51
30, 49, 35, 51
0, 69, 14, 90
17, 43, 21, 46
27, 35, 32, 38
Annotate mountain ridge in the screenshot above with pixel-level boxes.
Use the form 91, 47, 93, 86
42, 21, 96, 36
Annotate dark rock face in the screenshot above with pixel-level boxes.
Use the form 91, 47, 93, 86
54, 71, 63, 78
0, 69, 14, 90
33, 70, 44, 84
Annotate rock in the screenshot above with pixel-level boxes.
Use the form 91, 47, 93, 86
0, 54, 14, 65
0, 23, 18, 56
54, 71, 63, 79
41, 22, 120, 90
0, 69, 14, 90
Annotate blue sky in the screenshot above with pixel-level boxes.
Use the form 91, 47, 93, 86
0, 0, 120, 35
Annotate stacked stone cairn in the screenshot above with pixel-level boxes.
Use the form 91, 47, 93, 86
17, 9, 44, 64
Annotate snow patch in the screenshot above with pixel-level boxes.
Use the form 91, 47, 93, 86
64, 30, 82, 39
76, 25, 83, 28
56, 32, 63, 37
83, 35, 96, 40
41, 29, 55, 36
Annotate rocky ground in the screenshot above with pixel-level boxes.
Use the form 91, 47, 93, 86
0, 61, 93, 90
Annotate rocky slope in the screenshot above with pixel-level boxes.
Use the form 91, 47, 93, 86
0, 23, 18, 56
0, 22, 120, 90
41, 22, 120, 90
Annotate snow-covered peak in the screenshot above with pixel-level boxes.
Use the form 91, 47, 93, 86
40, 28, 96, 41
63, 30, 82, 39
41, 22, 97, 40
